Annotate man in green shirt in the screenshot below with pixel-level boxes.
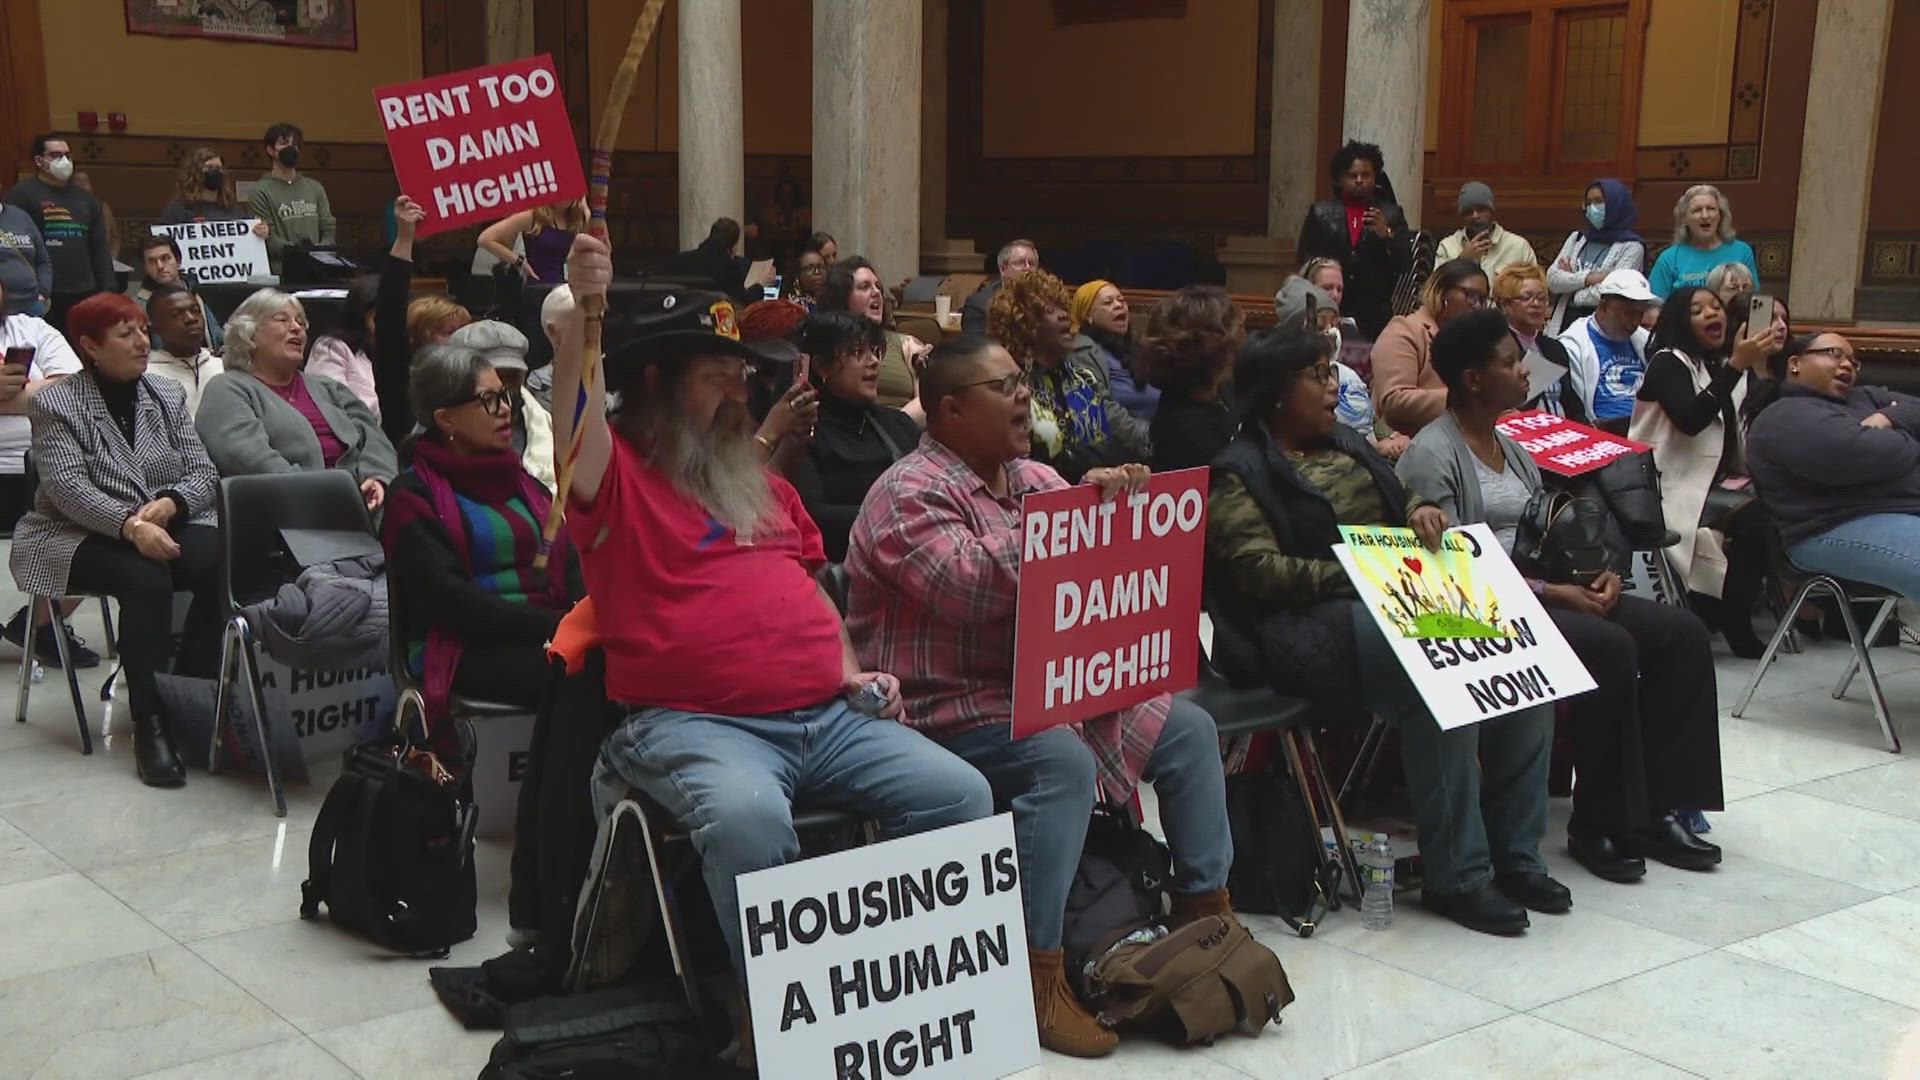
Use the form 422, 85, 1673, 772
247, 122, 335, 276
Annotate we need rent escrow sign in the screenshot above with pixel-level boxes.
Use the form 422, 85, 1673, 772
373, 56, 587, 238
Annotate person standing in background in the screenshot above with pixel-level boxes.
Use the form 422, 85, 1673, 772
1295, 141, 1413, 340
5, 136, 114, 331
1647, 185, 1759, 299
158, 149, 271, 239
248, 123, 335, 276
0, 200, 50, 318
1545, 180, 1645, 333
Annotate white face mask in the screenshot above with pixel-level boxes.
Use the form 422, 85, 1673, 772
44, 157, 73, 182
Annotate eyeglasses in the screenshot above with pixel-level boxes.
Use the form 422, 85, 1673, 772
459, 389, 514, 417
957, 370, 1030, 397
693, 359, 750, 387
1449, 288, 1491, 307
1803, 346, 1855, 363
267, 311, 309, 330
799, 263, 827, 276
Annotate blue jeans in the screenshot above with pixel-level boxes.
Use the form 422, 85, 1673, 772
592, 698, 994, 978
941, 698, 1232, 949
1789, 513, 1920, 601
1353, 604, 1552, 894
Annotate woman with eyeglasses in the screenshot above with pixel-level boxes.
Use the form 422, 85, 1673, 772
1494, 264, 1585, 421
784, 248, 829, 311
788, 312, 923, 561
1370, 258, 1493, 436
381, 343, 581, 716
1748, 333, 1920, 601
195, 289, 397, 512
1206, 325, 1565, 935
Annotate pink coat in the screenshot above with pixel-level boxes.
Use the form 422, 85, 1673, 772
305, 336, 381, 419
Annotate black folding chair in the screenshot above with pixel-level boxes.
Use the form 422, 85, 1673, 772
209, 471, 378, 816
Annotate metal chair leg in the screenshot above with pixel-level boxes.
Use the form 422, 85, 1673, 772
208, 618, 242, 772
46, 610, 92, 755
1338, 716, 1390, 807
1299, 730, 1365, 903
632, 798, 707, 1025
1830, 589, 1902, 754
1832, 597, 1899, 700
1733, 580, 1816, 718
15, 596, 39, 725
96, 597, 116, 660
232, 628, 286, 817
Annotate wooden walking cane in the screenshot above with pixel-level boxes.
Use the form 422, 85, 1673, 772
536, 0, 667, 569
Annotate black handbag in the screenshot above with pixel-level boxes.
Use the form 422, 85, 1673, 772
300, 722, 479, 957
1700, 480, 1758, 532
1513, 489, 1615, 586
1225, 766, 1335, 936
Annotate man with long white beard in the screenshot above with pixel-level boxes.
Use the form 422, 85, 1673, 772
549, 234, 993, 1066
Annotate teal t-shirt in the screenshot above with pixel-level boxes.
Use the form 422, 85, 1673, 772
1648, 239, 1759, 299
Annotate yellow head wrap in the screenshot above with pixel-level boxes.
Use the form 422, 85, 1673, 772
1069, 279, 1114, 335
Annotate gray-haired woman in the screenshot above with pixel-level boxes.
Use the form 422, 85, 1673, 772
1647, 185, 1761, 299
194, 288, 396, 510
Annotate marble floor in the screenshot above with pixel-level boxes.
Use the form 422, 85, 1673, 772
3, 589, 1920, 1080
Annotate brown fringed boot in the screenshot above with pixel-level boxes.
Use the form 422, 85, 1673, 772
1167, 887, 1235, 929
1028, 946, 1118, 1057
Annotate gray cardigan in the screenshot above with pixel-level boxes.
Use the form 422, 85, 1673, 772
194, 370, 397, 483
1394, 410, 1541, 526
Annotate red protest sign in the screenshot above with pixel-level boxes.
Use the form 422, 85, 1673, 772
1012, 469, 1209, 738
1494, 410, 1651, 476
373, 56, 586, 238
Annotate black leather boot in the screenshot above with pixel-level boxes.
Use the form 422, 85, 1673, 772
133, 714, 186, 789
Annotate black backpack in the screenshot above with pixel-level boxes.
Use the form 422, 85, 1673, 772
301, 735, 478, 957
480, 983, 711, 1079
1225, 766, 1336, 936
1061, 804, 1172, 997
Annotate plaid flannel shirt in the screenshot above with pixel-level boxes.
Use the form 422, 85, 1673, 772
846, 435, 1169, 800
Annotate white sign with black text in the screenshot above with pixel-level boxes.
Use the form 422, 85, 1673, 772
150, 219, 270, 284
737, 813, 1038, 1080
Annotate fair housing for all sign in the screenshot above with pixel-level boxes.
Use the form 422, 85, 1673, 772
150, 219, 269, 283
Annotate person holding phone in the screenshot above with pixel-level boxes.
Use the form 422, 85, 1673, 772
1295, 141, 1413, 340
1629, 285, 1777, 657
786, 312, 920, 561
1436, 183, 1538, 275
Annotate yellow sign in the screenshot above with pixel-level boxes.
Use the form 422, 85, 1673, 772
1336, 526, 1508, 640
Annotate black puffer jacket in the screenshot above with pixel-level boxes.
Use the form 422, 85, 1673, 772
1207, 421, 1413, 720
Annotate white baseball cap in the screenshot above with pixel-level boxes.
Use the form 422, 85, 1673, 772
1596, 269, 1657, 303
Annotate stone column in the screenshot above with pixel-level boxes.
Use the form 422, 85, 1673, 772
814, 0, 922, 284
918, 0, 978, 274
1220, 0, 1325, 296
484, 0, 534, 65
1343, 0, 1430, 229
1788, 0, 1894, 322
678, 0, 745, 252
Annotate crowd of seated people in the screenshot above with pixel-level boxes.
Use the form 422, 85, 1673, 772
0, 142, 1782, 1072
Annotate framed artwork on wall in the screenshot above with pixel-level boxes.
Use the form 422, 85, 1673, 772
125, 0, 357, 50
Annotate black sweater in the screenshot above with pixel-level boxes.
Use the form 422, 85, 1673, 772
1151, 388, 1237, 474
1747, 381, 1920, 545
789, 394, 920, 561
4, 176, 113, 296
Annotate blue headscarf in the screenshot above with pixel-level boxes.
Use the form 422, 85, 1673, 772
1581, 178, 1640, 244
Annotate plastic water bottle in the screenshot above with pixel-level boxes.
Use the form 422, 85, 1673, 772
1360, 832, 1395, 930
28, 659, 43, 684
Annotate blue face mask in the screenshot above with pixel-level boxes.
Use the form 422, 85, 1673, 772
1585, 204, 1608, 229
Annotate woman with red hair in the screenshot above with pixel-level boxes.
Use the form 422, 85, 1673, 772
10, 292, 223, 788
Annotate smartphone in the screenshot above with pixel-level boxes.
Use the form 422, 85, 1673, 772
1465, 220, 1493, 240
1748, 293, 1774, 337
3, 346, 32, 373
763, 274, 782, 302
792, 354, 811, 389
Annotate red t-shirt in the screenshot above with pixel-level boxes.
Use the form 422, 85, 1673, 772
1343, 196, 1368, 248
569, 436, 846, 714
